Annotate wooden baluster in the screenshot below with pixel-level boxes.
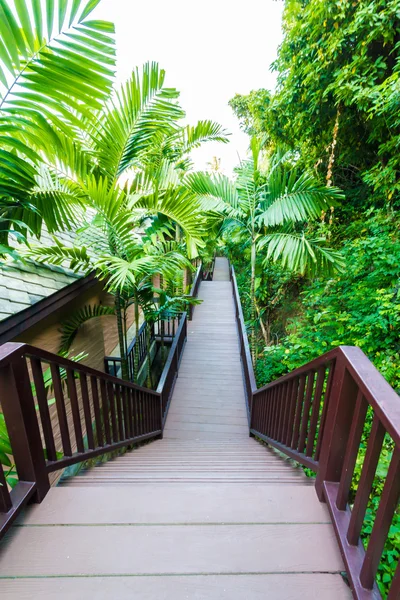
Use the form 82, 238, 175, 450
66, 368, 84, 453
285, 377, 299, 447
335, 390, 367, 510
30, 357, 57, 462
273, 385, 283, 440
146, 392, 151, 433
149, 392, 154, 432
315, 357, 359, 501
252, 391, 260, 432
360, 449, 400, 589
272, 385, 282, 440
347, 416, 386, 544
151, 392, 156, 432
291, 375, 306, 449
267, 387, 276, 438
305, 367, 326, 457
121, 387, 131, 439
79, 373, 95, 450
131, 389, 138, 438
278, 382, 289, 442
141, 392, 147, 434
314, 362, 335, 460
99, 379, 111, 445
107, 382, 119, 442
298, 371, 315, 453
90, 377, 103, 447
50, 363, 72, 457
115, 386, 125, 440
281, 380, 293, 444
387, 557, 400, 599
0, 356, 50, 502
266, 387, 276, 437
138, 390, 143, 436
257, 389, 265, 436
0, 465, 12, 512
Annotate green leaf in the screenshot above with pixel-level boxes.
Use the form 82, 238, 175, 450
46, 0, 55, 38
14, 0, 35, 50
79, 0, 102, 22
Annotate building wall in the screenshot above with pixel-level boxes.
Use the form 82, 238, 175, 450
13, 283, 107, 372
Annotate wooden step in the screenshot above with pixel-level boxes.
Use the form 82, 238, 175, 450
0, 524, 344, 577
0, 573, 353, 599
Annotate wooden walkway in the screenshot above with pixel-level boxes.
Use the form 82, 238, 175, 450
0, 258, 351, 599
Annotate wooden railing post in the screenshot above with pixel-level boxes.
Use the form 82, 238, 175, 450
0, 353, 50, 503
0, 466, 12, 513
160, 391, 164, 438
315, 354, 358, 501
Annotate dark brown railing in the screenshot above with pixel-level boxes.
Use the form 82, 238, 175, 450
104, 317, 179, 381
104, 320, 154, 381
188, 263, 203, 321
0, 312, 188, 540
157, 313, 187, 425
231, 264, 400, 600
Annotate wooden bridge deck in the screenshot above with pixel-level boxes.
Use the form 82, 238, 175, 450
0, 258, 351, 599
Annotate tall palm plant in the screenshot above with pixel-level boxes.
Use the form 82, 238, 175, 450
28, 189, 191, 380
0, 0, 116, 254
21, 61, 228, 380
186, 138, 345, 361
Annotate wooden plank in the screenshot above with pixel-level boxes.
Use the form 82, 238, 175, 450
1, 574, 351, 600
163, 423, 248, 434
0, 574, 353, 600
23, 485, 332, 525
0, 524, 344, 576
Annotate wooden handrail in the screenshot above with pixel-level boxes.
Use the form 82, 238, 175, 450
0, 312, 188, 540
230, 262, 400, 600
189, 264, 203, 320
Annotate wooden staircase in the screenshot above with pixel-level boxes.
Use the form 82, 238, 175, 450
1, 258, 399, 598
0, 259, 350, 598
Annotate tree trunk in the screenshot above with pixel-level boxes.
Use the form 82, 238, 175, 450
133, 295, 140, 384
250, 238, 257, 364
255, 300, 269, 347
115, 292, 129, 380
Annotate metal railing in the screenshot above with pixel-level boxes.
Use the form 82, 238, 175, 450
104, 317, 179, 382
230, 263, 400, 600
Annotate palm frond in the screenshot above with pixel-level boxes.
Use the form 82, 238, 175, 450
59, 304, 115, 353
26, 239, 93, 273
129, 185, 207, 257
184, 171, 242, 216
0, 0, 115, 119
258, 167, 344, 227
181, 120, 230, 153
0, 0, 116, 241
258, 231, 345, 277
93, 62, 185, 180
97, 250, 190, 293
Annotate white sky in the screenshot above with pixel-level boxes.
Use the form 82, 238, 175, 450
93, 0, 284, 174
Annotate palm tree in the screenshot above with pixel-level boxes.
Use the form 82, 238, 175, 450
27, 188, 191, 381
186, 138, 345, 361
12, 57, 227, 380
0, 0, 116, 255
